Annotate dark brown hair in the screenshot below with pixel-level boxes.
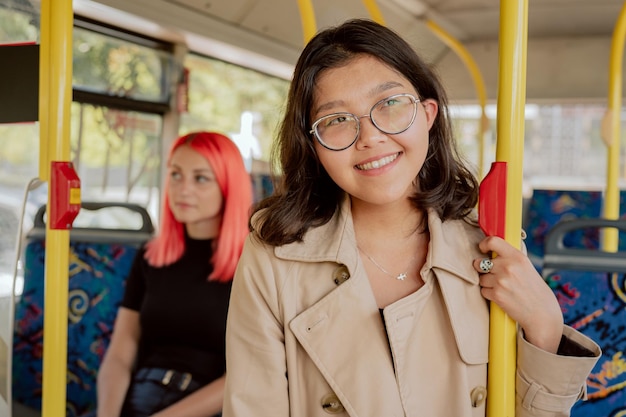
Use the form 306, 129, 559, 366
254, 19, 478, 246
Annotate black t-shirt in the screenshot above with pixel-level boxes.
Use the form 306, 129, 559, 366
122, 236, 232, 384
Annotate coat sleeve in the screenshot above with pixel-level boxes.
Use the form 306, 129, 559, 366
222, 236, 290, 417
515, 325, 601, 417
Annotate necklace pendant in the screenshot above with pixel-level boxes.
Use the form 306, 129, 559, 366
396, 273, 407, 281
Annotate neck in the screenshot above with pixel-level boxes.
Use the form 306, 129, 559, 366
351, 199, 423, 240
185, 219, 220, 240
351, 199, 428, 275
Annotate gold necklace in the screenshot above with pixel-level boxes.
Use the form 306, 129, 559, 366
358, 246, 416, 281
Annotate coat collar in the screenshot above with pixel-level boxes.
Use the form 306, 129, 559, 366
425, 209, 482, 285
274, 196, 482, 286
274, 195, 361, 277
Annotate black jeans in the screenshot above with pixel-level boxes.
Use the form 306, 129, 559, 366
120, 368, 221, 417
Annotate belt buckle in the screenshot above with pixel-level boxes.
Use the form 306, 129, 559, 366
179, 372, 192, 391
161, 369, 174, 386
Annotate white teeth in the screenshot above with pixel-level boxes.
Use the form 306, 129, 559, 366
356, 153, 398, 171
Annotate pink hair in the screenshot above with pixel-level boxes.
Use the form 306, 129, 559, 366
144, 131, 253, 282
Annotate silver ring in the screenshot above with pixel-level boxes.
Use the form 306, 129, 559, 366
479, 258, 494, 273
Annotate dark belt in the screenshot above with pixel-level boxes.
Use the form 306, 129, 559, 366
135, 367, 199, 392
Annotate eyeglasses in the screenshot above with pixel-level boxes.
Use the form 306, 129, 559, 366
309, 93, 420, 151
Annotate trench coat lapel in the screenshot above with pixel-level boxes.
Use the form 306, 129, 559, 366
426, 212, 489, 364
283, 197, 404, 416
289, 264, 404, 417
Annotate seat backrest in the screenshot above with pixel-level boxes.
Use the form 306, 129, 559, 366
523, 189, 603, 271
12, 202, 154, 417
542, 218, 626, 277
542, 218, 626, 417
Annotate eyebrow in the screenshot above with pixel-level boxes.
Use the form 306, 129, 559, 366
169, 163, 213, 175
313, 80, 407, 116
192, 169, 213, 175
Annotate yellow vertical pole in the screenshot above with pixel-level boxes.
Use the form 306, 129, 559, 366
361, 0, 386, 25
602, 2, 626, 252
40, 0, 74, 416
487, 1, 528, 416
426, 19, 489, 179
296, 0, 317, 44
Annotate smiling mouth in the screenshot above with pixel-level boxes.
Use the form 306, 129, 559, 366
356, 153, 400, 171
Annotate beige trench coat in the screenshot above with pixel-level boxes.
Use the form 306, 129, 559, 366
223, 200, 600, 417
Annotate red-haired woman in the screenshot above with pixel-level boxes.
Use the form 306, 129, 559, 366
95, 131, 252, 417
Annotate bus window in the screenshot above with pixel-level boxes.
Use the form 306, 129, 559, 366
73, 24, 172, 104
70, 103, 162, 219
180, 53, 289, 173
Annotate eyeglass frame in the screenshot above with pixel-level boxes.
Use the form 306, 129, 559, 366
309, 93, 421, 151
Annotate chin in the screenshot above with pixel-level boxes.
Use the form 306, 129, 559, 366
172, 212, 193, 223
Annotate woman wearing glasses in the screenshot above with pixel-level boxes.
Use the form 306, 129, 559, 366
223, 19, 600, 417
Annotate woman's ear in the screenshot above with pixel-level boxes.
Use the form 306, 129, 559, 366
421, 99, 439, 130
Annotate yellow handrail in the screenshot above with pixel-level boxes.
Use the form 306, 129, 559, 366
40, 0, 74, 416
602, 1, 626, 252
487, 1, 529, 416
296, 0, 317, 44
361, 0, 386, 25
426, 20, 489, 179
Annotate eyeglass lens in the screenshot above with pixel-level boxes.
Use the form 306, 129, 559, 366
314, 94, 417, 151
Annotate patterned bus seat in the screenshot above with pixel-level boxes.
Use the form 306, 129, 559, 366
542, 218, 626, 417
12, 202, 154, 417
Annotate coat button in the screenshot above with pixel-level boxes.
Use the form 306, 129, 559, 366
333, 265, 350, 285
471, 386, 487, 407
321, 393, 345, 414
